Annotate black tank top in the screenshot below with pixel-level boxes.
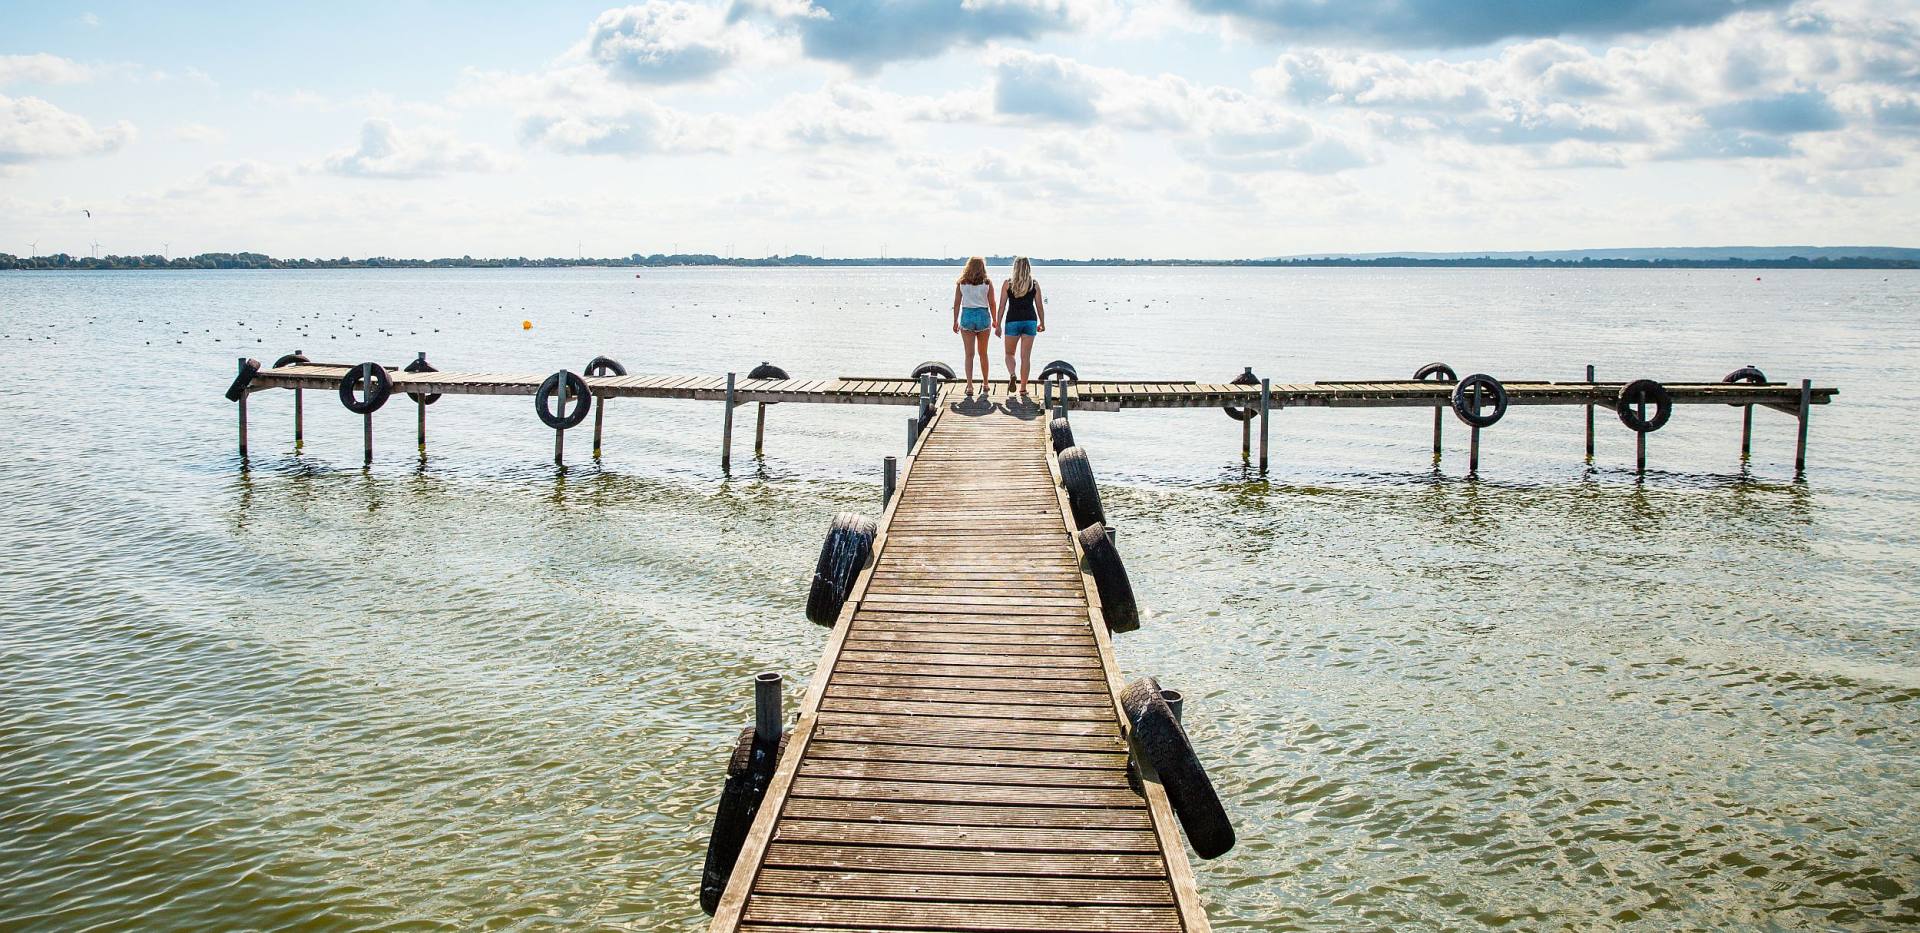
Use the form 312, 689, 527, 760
1005, 284, 1038, 322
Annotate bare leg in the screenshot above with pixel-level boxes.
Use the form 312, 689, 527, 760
961, 329, 976, 392
1018, 335, 1035, 393
1004, 335, 1018, 391
974, 331, 991, 392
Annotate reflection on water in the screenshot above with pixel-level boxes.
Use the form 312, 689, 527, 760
1, 267, 1916, 931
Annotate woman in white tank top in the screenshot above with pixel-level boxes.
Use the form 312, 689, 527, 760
950, 256, 999, 395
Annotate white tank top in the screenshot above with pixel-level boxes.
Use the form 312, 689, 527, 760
959, 282, 990, 308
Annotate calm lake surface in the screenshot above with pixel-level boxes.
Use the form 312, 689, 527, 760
1, 267, 1916, 931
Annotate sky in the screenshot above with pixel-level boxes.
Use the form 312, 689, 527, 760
3, 0, 1918, 259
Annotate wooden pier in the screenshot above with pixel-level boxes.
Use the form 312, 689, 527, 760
707, 387, 1210, 932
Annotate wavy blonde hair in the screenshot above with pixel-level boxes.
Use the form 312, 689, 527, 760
1008, 257, 1034, 298
957, 256, 987, 286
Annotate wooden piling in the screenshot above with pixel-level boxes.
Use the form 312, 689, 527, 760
1258, 377, 1270, 474
753, 672, 782, 746
363, 412, 373, 465
1469, 427, 1480, 475
1635, 399, 1647, 476
1584, 364, 1595, 461
721, 372, 736, 472
883, 455, 897, 506
554, 374, 568, 467
237, 395, 249, 458
1796, 378, 1812, 475
417, 398, 426, 453
754, 402, 767, 456
1431, 406, 1442, 461
594, 395, 606, 458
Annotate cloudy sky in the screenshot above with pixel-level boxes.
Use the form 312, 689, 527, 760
4, 0, 1918, 259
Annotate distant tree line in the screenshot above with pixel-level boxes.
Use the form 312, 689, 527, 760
3, 251, 1916, 271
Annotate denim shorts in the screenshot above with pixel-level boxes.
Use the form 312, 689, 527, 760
959, 307, 991, 332
1004, 320, 1037, 337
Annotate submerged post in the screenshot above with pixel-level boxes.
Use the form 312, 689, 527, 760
1468, 381, 1481, 475
754, 672, 783, 745
292, 349, 305, 447
883, 456, 897, 507
414, 352, 428, 454
363, 412, 373, 465
1796, 378, 1812, 475
1635, 399, 1647, 476
1258, 377, 1271, 474
1585, 364, 1596, 461
554, 374, 568, 467
754, 402, 767, 457
1431, 405, 1442, 461
721, 372, 736, 472
594, 391, 606, 458
236, 374, 249, 459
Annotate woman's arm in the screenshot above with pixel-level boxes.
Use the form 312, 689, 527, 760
994, 282, 1007, 334
988, 279, 1000, 323
952, 283, 961, 333
1035, 285, 1046, 332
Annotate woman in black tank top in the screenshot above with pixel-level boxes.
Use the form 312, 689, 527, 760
998, 257, 1046, 397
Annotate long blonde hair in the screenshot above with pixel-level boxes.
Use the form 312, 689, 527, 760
1008, 257, 1034, 297
957, 256, 987, 286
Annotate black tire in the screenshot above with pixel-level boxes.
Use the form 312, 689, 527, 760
1617, 379, 1673, 433
807, 512, 876, 626
225, 358, 261, 402
535, 371, 593, 429
1077, 523, 1137, 633
1039, 359, 1078, 384
1414, 362, 1458, 383
1722, 366, 1767, 406
748, 362, 789, 380
1120, 677, 1234, 859
1049, 416, 1075, 453
1450, 373, 1507, 428
403, 356, 441, 405
1057, 446, 1105, 530
911, 361, 956, 382
1223, 367, 1260, 422
337, 362, 392, 414
271, 352, 309, 369
699, 725, 787, 915
585, 356, 627, 378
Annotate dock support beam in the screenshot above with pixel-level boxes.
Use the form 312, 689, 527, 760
554, 375, 569, 467
1635, 399, 1648, 477
754, 672, 783, 745
363, 412, 373, 465
1584, 364, 1595, 461
754, 402, 767, 457
237, 395, 249, 458
721, 372, 736, 472
883, 456, 897, 507
1796, 378, 1812, 475
417, 398, 426, 454
1258, 378, 1270, 474
1431, 406, 1442, 461
594, 395, 606, 458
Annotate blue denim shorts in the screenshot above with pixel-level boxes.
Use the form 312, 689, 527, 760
959, 307, 991, 332
1004, 320, 1037, 337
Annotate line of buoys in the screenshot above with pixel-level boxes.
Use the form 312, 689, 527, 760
807, 511, 875, 626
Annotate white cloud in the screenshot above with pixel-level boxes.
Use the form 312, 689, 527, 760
0, 93, 133, 164
0, 54, 93, 86
731, 0, 1104, 69
584, 2, 769, 82
203, 159, 286, 188
319, 119, 512, 178
175, 122, 228, 143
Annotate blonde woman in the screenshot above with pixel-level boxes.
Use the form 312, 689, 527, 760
950, 256, 998, 395
998, 257, 1045, 397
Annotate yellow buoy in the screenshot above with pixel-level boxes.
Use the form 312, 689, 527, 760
522, 320, 532, 330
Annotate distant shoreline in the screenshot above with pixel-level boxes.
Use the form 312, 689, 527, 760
5, 252, 1917, 271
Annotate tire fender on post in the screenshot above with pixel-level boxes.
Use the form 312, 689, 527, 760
1120, 676, 1235, 859
1413, 362, 1458, 383
536, 370, 593, 429
1450, 373, 1507, 428
338, 362, 392, 414
1617, 379, 1673, 433
747, 362, 790, 405
1057, 446, 1106, 530
1721, 366, 1767, 406
1076, 523, 1137, 633
698, 725, 787, 915
807, 511, 876, 626
1049, 416, 1075, 454
1223, 367, 1261, 421
271, 352, 310, 369
911, 361, 957, 382
403, 356, 441, 405
585, 356, 627, 378
225, 358, 262, 402
1038, 359, 1078, 384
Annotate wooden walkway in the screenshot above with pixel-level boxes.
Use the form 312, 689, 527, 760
708, 388, 1210, 933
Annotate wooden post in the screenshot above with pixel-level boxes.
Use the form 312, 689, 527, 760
1468, 381, 1480, 475
1741, 403, 1753, 460
237, 391, 248, 458
883, 456, 897, 507
1635, 399, 1647, 476
1258, 377, 1270, 474
595, 394, 606, 458
554, 373, 568, 467
721, 372, 736, 472
1795, 378, 1812, 475
1584, 364, 1595, 461
907, 417, 919, 454
363, 412, 373, 465
754, 672, 783, 745
754, 402, 767, 456
417, 398, 426, 453
1431, 406, 1442, 461
292, 349, 304, 446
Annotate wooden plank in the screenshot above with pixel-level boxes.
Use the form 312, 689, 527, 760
741, 896, 1182, 932
805, 740, 1127, 769
752, 868, 1174, 905
781, 798, 1150, 830
789, 775, 1139, 808
760, 842, 1166, 877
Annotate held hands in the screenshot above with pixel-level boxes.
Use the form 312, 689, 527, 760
993, 327, 1002, 337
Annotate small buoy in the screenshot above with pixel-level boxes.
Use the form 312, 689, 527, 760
522, 320, 532, 330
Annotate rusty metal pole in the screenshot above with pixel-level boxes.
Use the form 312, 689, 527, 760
1431, 406, 1442, 461
1585, 364, 1595, 461
413, 352, 427, 454
594, 392, 606, 459
1162, 688, 1184, 725
1468, 382, 1481, 475
1795, 378, 1812, 475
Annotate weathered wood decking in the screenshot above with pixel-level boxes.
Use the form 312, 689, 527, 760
708, 388, 1210, 933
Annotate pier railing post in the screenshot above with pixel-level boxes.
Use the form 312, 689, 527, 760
883, 456, 897, 507
721, 372, 736, 472
1043, 380, 1053, 412
236, 358, 249, 458
1258, 377, 1270, 474
1585, 364, 1595, 461
754, 402, 766, 457
292, 349, 304, 448
754, 672, 783, 746
907, 417, 919, 454
595, 390, 607, 459
1795, 378, 1812, 475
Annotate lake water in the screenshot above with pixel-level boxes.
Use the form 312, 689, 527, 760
1, 267, 1916, 931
